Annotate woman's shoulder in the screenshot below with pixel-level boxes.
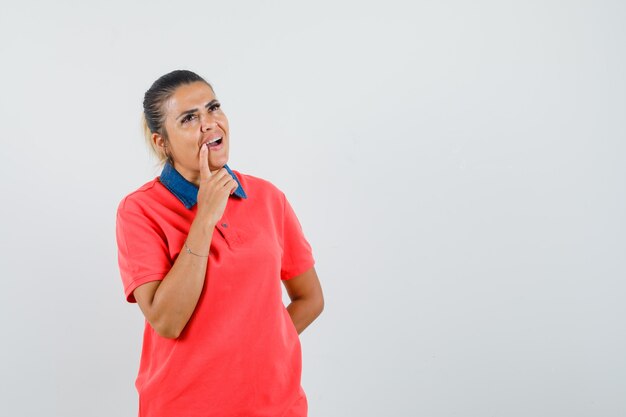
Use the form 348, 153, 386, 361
117, 177, 163, 212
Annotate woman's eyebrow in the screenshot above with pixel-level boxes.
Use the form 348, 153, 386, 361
176, 108, 197, 120
204, 99, 219, 109
176, 100, 219, 121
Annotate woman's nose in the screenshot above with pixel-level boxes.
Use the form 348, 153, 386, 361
200, 116, 217, 132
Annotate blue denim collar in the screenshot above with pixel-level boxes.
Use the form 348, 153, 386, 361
159, 161, 247, 209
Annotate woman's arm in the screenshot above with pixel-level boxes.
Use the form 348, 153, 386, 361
133, 219, 213, 339
133, 144, 238, 339
283, 266, 324, 334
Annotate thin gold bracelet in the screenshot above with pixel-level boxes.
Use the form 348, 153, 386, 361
183, 241, 209, 257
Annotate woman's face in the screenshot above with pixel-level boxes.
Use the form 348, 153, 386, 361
154, 81, 230, 184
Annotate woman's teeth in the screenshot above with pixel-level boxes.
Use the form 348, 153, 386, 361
208, 137, 223, 148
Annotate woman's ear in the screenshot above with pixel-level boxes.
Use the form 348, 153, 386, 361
153, 132, 168, 159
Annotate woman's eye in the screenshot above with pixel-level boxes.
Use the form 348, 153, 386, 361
182, 114, 197, 124
209, 103, 221, 112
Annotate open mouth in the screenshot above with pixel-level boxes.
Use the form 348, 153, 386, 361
207, 137, 223, 148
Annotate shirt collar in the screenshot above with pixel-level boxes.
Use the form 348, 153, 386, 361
159, 161, 247, 209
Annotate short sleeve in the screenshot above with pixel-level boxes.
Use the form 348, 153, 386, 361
280, 193, 315, 280
116, 197, 172, 302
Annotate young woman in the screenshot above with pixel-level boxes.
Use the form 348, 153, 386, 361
116, 70, 324, 417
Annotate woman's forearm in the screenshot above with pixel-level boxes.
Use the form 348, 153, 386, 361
143, 217, 215, 338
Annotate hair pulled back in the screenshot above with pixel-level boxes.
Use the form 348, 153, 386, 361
142, 70, 212, 164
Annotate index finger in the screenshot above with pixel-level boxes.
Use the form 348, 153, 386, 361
199, 143, 212, 181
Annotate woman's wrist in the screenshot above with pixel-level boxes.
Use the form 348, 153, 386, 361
192, 211, 218, 232
184, 216, 215, 255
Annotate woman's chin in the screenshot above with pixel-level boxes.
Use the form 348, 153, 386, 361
208, 157, 229, 172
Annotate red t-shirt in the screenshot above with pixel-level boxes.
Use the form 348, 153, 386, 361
116, 165, 314, 417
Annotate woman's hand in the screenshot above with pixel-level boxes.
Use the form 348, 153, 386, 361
196, 143, 239, 228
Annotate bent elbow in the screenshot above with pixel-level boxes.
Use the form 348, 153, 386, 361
157, 327, 182, 340
150, 318, 183, 340
315, 296, 325, 318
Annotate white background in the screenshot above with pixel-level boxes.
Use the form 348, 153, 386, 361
1, 1, 625, 416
